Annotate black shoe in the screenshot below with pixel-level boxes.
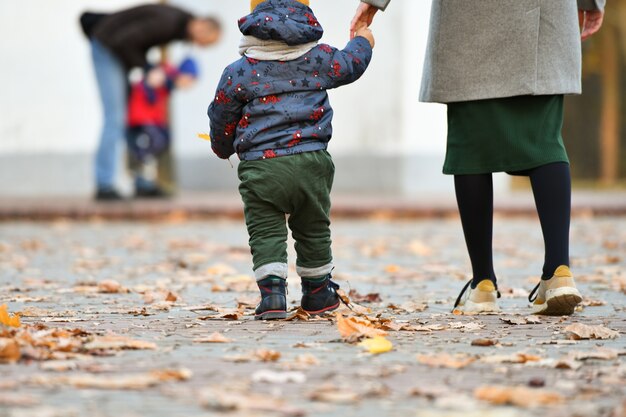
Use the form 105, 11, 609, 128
134, 186, 170, 199
95, 188, 124, 202
255, 276, 288, 320
301, 275, 341, 316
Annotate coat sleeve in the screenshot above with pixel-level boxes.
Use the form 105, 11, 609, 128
324, 37, 373, 89
361, 0, 390, 11
207, 67, 245, 160
577, 0, 605, 11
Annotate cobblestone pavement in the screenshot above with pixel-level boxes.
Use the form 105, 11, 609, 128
0, 217, 624, 417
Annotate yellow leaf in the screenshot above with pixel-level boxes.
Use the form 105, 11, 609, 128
358, 336, 393, 354
197, 133, 212, 142
0, 305, 21, 328
335, 313, 387, 343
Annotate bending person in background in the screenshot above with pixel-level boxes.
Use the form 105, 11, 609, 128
80, 4, 221, 201
350, 0, 605, 315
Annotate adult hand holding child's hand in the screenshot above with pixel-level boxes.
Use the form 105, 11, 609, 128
350, 3, 378, 39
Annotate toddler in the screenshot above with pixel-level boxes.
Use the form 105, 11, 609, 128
208, 0, 374, 319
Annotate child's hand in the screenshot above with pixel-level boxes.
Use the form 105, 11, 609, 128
355, 26, 375, 49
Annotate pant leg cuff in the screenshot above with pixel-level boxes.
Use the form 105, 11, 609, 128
254, 262, 288, 281
297, 263, 334, 278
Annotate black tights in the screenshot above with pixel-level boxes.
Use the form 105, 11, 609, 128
455, 162, 571, 287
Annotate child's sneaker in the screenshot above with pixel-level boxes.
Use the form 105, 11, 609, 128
301, 275, 341, 316
529, 265, 582, 316
453, 279, 500, 313
255, 276, 288, 320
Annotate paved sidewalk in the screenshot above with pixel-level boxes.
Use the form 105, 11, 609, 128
1, 191, 626, 221
0, 218, 624, 417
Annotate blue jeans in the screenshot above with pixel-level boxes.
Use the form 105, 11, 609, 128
91, 40, 127, 189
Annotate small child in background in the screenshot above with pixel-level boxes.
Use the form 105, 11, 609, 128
127, 57, 199, 198
208, 0, 375, 320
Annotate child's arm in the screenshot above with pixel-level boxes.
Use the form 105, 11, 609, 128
207, 67, 245, 160
323, 33, 374, 89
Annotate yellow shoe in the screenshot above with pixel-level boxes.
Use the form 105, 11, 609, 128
453, 279, 500, 313
529, 266, 582, 316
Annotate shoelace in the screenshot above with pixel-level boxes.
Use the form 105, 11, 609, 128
528, 282, 541, 303
453, 279, 501, 311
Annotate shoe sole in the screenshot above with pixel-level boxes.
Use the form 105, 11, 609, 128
457, 300, 499, 314
254, 311, 287, 321
303, 302, 340, 316
533, 288, 582, 316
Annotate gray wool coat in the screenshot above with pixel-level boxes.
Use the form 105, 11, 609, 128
362, 0, 606, 103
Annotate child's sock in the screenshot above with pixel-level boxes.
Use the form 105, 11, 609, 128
301, 275, 328, 284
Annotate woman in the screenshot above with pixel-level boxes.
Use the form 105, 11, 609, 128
350, 0, 605, 315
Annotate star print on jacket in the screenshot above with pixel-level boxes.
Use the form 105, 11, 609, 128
207, 0, 373, 161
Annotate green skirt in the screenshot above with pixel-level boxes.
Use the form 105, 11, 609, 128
443, 95, 569, 175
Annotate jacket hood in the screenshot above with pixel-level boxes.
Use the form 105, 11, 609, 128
238, 0, 323, 46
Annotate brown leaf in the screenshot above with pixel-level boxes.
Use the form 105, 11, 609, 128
348, 290, 382, 304
0, 338, 20, 363
564, 323, 620, 340
472, 338, 498, 347
83, 336, 157, 351
335, 313, 388, 342
568, 348, 619, 361
500, 316, 540, 325
201, 388, 304, 416
417, 353, 475, 369
33, 368, 192, 390
481, 353, 542, 364
309, 386, 360, 404
254, 349, 281, 362
475, 385, 564, 407
285, 307, 312, 321
449, 321, 485, 332
193, 332, 233, 344
97, 280, 128, 294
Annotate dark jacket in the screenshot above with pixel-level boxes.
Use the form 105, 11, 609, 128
208, 0, 373, 161
90, 5, 192, 70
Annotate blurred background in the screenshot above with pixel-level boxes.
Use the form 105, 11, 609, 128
0, 0, 623, 200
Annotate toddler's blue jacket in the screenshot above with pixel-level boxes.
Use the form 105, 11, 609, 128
208, 0, 373, 161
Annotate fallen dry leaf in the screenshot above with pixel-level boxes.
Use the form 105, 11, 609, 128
336, 313, 388, 343
254, 349, 281, 362
407, 240, 434, 256
448, 321, 485, 332
348, 290, 382, 304
568, 348, 619, 361
193, 332, 233, 344
472, 338, 498, 347
251, 370, 306, 384
358, 336, 393, 355
481, 353, 542, 364
417, 353, 475, 369
33, 368, 192, 390
309, 386, 360, 404
286, 307, 312, 321
205, 263, 237, 276
0, 304, 21, 328
475, 385, 564, 407
83, 335, 157, 351
500, 316, 541, 325
564, 323, 620, 340
201, 388, 304, 416
0, 337, 20, 363
97, 280, 128, 294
